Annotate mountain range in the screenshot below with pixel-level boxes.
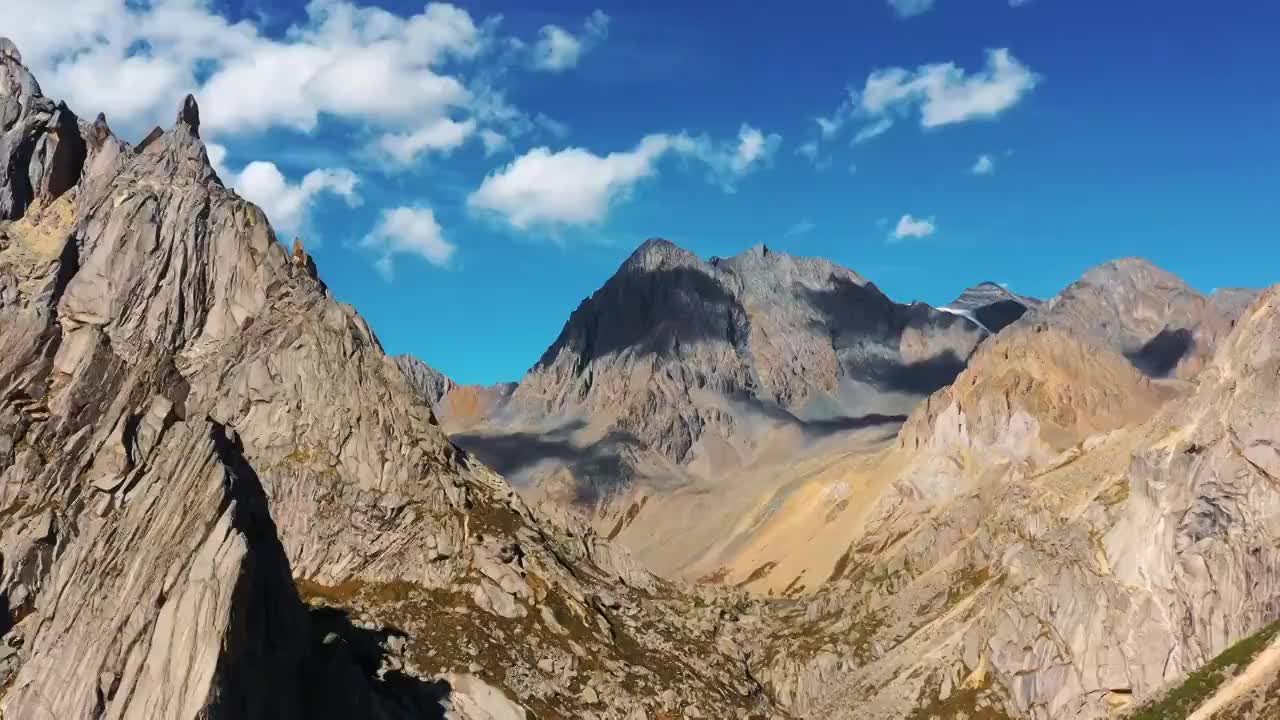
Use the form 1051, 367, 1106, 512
4, 36, 1280, 720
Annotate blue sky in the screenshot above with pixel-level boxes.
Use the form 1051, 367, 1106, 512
8, 0, 1279, 383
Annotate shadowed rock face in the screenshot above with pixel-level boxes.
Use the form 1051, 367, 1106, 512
941, 281, 1041, 334
0, 40, 780, 720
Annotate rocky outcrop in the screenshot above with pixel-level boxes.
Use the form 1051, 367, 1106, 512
0, 42, 86, 221
395, 354, 457, 410
0, 41, 779, 720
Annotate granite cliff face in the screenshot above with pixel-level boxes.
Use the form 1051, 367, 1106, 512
0, 42, 780, 720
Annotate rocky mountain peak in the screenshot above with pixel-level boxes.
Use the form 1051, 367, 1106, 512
942, 281, 1040, 334
1074, 255, 1187, 290
1027, 256, 1248, 378
460, 237, 986, 512
0, 36, 20, 63
620, 236, 699, 272
176, 93, 201, 135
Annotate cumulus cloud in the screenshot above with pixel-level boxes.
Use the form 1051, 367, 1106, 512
2, 0, 592, 177
374, 117, 477, 166
809, 49, 1039, 148
861, 49, 1039, 129
891, 214, 937, 241
469, 124, 780, 230
209, 142, 360, 237
468, 135, 671, 229
3, 1, 485, 139
726, 125, 780, 177
971, 154, 995, 175
361, 206, 457, 279
887, 0, 936, 18
532, 9, 610, 72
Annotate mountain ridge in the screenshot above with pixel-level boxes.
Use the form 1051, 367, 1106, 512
0, 40, 781, 720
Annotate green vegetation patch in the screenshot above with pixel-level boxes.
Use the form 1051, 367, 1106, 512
1128, 617, 1280, 720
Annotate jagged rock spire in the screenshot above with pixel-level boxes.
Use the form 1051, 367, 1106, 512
0, 40, 86, 219
0, 36, 20, 63
177, 93, 200, 136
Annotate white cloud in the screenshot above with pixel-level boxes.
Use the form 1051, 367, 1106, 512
811, 49, 1039, 148
468, 134, 672, 229
971, 154, 995, 175
374, 117, 476, 165
209, 142, 361, 238
469, 124, 780, 230
852, 118, 894, 144
890, 0, 1031, 15
532, 9, 610, 72
361, 206, 456, 279
479, 129, 509, 156
860, 49, 1039, 129
891, 214, 936, 241
728, 124, 777, 175
3, 0, 489, 139
796, 141, 819, 160
815, 90, 856, 137
887, 0, 936, 17
1, 0, 585, 177
785, 219, 816, 237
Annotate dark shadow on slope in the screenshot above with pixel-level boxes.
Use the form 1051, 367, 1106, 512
724, 390, 909, 440
211, 424, 452, 719
972, 299, 1032, 334
871, 351, 969, 395
801, 274, 902, 345
1125, 327, 1195, 378
451, 419, 589, 477
802, 275, 978, 394
801, 412, 909, 435
304, 606, 451, 720
452, 421, 644, 503
532, 266, 749, 370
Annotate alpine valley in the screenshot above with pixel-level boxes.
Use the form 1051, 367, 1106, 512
3, 30, 1280, 720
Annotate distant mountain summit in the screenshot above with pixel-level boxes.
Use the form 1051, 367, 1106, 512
940, 281, 1041, 334
393, 354, 515, 432
445, 238, 986, 529
1025, 257, 1256, 378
